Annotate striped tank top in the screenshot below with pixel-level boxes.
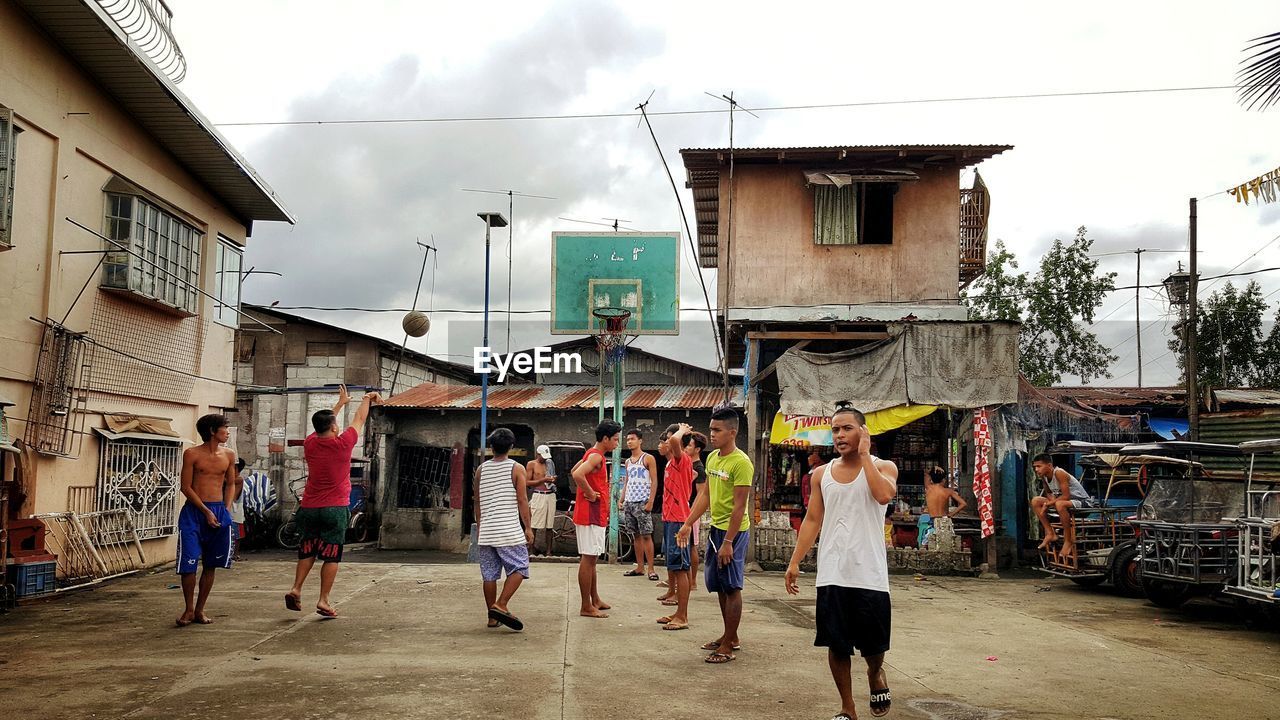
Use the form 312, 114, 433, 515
477, 458, 525, 547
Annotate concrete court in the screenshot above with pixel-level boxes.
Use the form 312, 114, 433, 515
2, 549, 1279, 720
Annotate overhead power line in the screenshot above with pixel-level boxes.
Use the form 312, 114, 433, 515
214, 84, 1245, 128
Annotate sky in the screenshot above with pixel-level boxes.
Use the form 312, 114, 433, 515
163, 0, 1280, 387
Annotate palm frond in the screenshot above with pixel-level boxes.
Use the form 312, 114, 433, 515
1237, 31, 1280, 111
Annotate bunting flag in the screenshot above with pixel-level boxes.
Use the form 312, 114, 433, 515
1228, 166, 1280, 206
973, 407, 995, 538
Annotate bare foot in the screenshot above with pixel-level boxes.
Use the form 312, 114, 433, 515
594, 601, 611, 610
580, 608, 610, 618
1060, 543, 1075, 558
193, 612, 214, 625
175, 611, 194, 627
1037, 535, 1058, 550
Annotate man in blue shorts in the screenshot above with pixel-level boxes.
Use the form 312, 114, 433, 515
677, 406, 752, 664
175, 414, 238, 627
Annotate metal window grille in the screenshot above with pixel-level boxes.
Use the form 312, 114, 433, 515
25, 320, 93, 457
0, 107, 17, 248
97, 437, 181, 539
396, 445, 452, 509
100, 193, 202, 314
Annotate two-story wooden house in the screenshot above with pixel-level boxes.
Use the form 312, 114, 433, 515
681, 145, 1021, 566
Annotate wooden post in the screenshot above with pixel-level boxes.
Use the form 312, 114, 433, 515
744, 338, 760, 567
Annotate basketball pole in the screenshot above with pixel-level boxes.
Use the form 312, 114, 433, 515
607, 352, 624, 563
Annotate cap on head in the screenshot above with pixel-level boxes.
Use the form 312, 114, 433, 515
537, 444, 552, 460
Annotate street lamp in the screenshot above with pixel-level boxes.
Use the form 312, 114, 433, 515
476, 212, 508, 453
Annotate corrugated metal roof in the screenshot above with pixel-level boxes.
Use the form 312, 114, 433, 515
385, 382, 743, 410
1214, 389, 1280, 407
13, 0, 293, 225
1036, 386, 1186, 408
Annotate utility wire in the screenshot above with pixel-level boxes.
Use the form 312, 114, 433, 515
635, 99, 726, 391
266, 264, 1280, 315
214, 85, 1247, 127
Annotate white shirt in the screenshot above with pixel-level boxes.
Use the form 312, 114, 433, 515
815, 458, 891, 592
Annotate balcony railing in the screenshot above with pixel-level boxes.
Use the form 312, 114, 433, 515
96, 0, 187, 83
959, 176, 990, 288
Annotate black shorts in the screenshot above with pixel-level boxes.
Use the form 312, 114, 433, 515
815, 585, 891, 657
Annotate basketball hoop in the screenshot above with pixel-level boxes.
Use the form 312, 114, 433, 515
592, 307, 631, 370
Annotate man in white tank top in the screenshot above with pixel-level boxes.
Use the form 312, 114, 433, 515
619, 429, 659, 580
473, 428, 532, 631
785, 403, 899, 719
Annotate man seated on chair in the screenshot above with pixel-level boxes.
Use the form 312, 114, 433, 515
1031, 453, 1096, 559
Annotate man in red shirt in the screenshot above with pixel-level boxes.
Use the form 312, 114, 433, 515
284, 385, 380, 618
570, 419, 621, 619
656, 423, 695, 630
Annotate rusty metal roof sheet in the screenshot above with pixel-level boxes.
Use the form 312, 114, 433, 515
1034, 386, 1186, 408
385, 383, 743, 410
1214, 389, 1280, 407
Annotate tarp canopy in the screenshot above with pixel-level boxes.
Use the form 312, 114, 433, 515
776, 322, 1019, 416
98, 413, 186, 444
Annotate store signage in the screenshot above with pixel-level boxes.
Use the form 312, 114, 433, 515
770, 414, 832, 447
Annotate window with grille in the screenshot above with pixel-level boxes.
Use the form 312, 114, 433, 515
101, 190, 203, 314
0, 107, 20, 249
396, 445, 453, 509
214, 236, 242, 327
97, 437, 181, 539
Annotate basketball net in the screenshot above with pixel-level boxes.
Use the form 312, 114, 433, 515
592, 307, 630, 371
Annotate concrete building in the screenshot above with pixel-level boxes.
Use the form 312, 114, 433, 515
233, 304, 474, 522
681, 144, 1022, 568
0, 0, 292, 573
378, 341, 740, 551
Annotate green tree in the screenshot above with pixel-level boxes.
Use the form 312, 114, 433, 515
1169, 281, 1268, 388
965, 227, 1118, 385
1256, 306, 1280, 388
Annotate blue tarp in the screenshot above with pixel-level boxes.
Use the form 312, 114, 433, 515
1148, 418, 1189, 440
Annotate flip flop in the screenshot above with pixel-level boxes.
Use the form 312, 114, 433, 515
623, 569, 644, 577
284, 593, 302, 611
870, 687, 891, 717
832, 714, 853, 720
647, 573, 660, 581
488, 607, 525, 632
660, 599, 679, 606
316, 607, 338, 619
656, 580, 670, 588
656, 616, 673, 624
704, 651, 735, 664
700, 640, 742, 651
662, 622, 689, 631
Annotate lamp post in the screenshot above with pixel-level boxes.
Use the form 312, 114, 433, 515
1164, 262, 1196, 435
476, 212, 508, 451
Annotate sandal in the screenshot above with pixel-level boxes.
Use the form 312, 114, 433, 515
623, 569, 644, 577
700, 640, 741, 651
870, 687, 891, 717
647, 573, 660, 581
488, 607, 525, 632
704, 651, 735, 664
662, 622, 689, 631
284, 593, 302, 612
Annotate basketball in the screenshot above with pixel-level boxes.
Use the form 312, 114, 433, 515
402, 311, 430, 337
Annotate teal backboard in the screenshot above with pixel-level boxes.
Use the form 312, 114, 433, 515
551, 232, 681, 335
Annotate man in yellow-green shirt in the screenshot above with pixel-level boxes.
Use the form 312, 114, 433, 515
678, 406, 752, 665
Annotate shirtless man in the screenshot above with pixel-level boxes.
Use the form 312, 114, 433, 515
175, 413, 239, 627
924, 466, 967, 520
